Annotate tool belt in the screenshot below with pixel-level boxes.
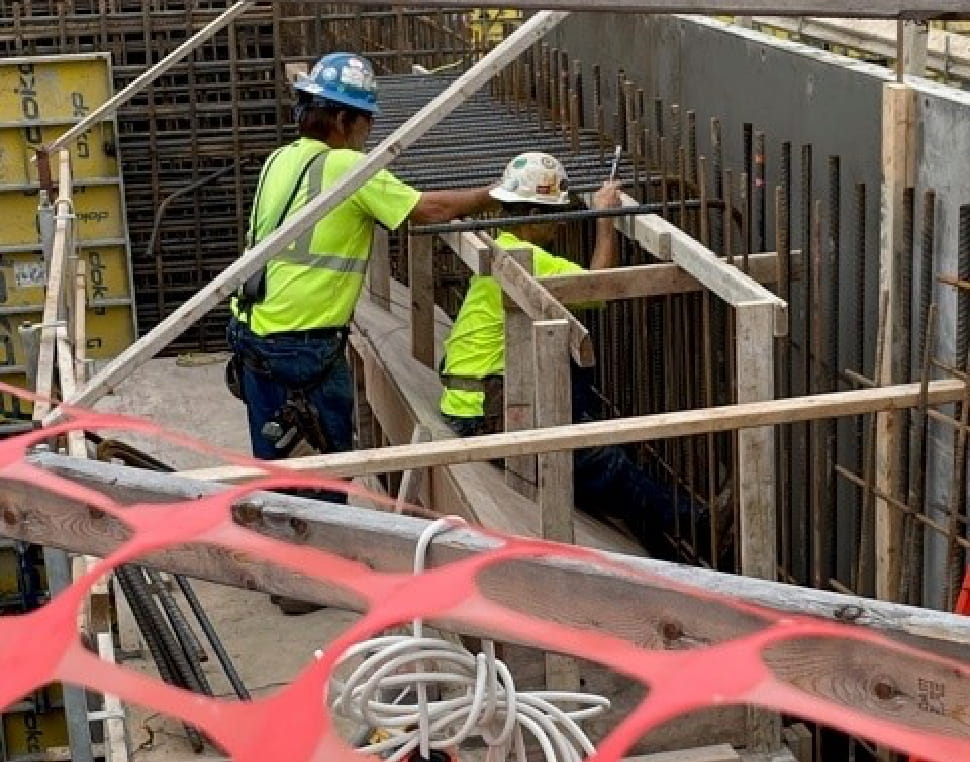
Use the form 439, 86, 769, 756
440, 373, 505, 434
439, 373, 504, 394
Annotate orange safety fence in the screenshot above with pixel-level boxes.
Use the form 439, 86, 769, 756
0, 383, 967, 762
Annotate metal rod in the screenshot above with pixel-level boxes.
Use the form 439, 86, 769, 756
175, 576, 252, 701
411, 199, 701, 235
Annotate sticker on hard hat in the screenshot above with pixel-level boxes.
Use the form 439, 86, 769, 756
322, 67, 338, 81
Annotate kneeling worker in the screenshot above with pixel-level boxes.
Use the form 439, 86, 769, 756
438, 152, 697, 561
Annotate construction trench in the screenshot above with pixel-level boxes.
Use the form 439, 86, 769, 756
1, 3, 970, 762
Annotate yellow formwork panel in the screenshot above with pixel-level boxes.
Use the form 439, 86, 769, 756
0, 184, 125, 245
0, 123, 117, 186
2, 688, 69, 760
0, 54, 116, 186
470, 8, 523, 45
85, 304, 137, 357
0, 246, 131, 309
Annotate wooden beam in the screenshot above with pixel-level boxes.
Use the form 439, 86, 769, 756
903, 20, 930, 75
179, 380, 965, 484
33, 150, 73, 422
96, 632, 131, 762
368, 227, 391, 311
599, 192, 788, 336
533, 319, 574, 545
533, 319, 580, 693
504, 248, 538, 498
17, 453, 970, 659
49, 10, 570, 422
876, 83, 916, 603
408, 234, 435, 367
394, 425, 432, 513
734, 302, 781, 752
539, 251, 801, 304
437, 230, 491, 276
295, 0, 970, 18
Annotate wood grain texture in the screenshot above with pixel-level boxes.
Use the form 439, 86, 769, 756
179, 380, 965, 485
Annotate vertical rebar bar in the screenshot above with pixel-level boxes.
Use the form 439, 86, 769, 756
826, 156, 841, 586
754, 131, 766, 253
743, 122, 753, 255
852, 183, 868, 593
711, 117, 723, 255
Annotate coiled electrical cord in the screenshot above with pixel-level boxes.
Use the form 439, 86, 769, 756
325, 518, 610, 762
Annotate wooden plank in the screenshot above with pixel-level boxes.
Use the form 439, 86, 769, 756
782, 723, 812, 762
902, 20, 930, 75
624, 745, 740, 762
533, 319, 579, 692
539, 251, 801, 304
437, 230, 491, 275
484, 233, 595, 366
368, 226, 391, 310
533, 319, 574, 544
734, 302, 781, 752
73, 259, 87, 384
408, 234, 435, 366
300, 0, 970, 15
33, 150, 73, 422
504, 248, 537, 498
394, 425, 432, 513
602, 192, 788, 336
876, 83, 916, 603
18, 454, 970, 679
50, 10, 571, 422
96, 632, 130, 762
179, 379, 965, 485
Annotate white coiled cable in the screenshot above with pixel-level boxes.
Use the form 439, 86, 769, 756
324, 518, 610, 762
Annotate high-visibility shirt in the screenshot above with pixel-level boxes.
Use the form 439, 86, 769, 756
440, 231, 584, 418
231, 137, 421, 335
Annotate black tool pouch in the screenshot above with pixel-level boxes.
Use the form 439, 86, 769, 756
225, 353, 246, 401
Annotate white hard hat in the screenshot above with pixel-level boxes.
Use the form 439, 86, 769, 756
490, 152, 570, 206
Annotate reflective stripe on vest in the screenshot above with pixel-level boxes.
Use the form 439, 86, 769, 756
274, 149, 369, 275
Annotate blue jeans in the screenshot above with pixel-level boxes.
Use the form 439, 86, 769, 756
227, 319, 353, 503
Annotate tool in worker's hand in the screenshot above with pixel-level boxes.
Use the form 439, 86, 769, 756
608, 145, 622, 182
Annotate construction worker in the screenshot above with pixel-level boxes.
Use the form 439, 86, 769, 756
438, 152, 708, 561
226, 52, 498, 612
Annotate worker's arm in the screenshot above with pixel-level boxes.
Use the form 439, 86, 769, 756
589, 180, 622, 270
407, 186, 499, 224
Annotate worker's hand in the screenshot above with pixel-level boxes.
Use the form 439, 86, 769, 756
592, 179, 622, 210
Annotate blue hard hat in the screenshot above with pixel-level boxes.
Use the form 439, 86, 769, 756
294, 52, 380, 114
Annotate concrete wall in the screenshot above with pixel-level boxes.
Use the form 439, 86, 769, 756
551, 14, 970, 607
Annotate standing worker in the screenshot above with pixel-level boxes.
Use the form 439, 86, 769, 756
227, 53, 498, 611
439, 152, 717, 561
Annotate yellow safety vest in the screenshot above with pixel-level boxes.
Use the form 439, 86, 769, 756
439, 231, 585, 418
231, 137, 420, 335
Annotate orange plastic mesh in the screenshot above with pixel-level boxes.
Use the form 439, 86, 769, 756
1, 394, 967, 762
